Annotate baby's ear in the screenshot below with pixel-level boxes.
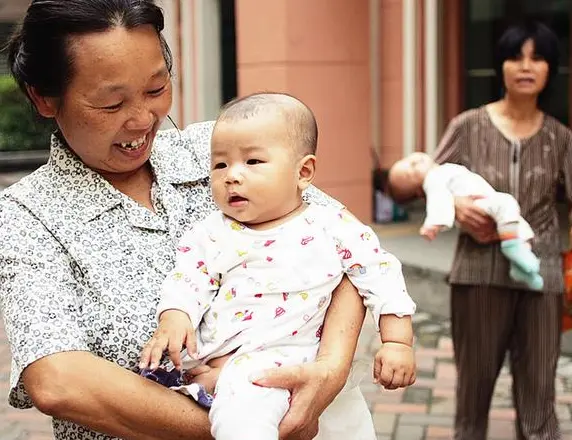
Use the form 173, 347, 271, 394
297, 154, 316, 191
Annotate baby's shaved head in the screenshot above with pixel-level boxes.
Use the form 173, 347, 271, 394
216, 92, 318, 155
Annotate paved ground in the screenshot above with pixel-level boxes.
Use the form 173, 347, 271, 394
2, 170, 572, 439
3, 313, 572, 440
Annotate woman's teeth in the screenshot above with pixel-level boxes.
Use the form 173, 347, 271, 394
119, 135, 147, 150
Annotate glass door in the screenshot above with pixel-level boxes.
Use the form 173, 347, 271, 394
464, 0, 571, 125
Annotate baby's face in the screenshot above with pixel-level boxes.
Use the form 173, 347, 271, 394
210, 114, 304, 226
396, 153, 433, 186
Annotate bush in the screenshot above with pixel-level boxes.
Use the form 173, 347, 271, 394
0, 75, 54, 151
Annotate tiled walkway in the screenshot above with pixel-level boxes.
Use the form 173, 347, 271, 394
358, 312, 572, 440
3, 312, 572, 439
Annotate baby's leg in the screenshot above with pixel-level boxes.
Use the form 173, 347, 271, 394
210, 347, 315, 440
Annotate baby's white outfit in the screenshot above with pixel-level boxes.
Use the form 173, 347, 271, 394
422, 163, 534, 240
157, 204, 416, 440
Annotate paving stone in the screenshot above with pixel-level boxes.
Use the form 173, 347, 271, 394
411, 312, 431, 323
394, 423, 425, 440
417, 323, 443, 334
399, 414, 454, 427
372, 412, 396, 435
403, 387, 432, 405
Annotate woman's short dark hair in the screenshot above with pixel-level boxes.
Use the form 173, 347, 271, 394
7, 0, 173, 105
494, 21, 560, 99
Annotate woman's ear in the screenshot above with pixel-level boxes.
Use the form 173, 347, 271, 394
27, 86, 58, 118
297, 154, 316, 191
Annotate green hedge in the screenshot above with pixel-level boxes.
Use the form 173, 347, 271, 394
0, 75, 54, 151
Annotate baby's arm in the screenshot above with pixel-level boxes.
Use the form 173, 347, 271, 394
327, 209, 416, 389
140, 223, 220, 370
421, 167, 455, 240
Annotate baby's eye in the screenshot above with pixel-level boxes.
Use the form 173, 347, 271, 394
246, 159, 263, 165
213, 162, 227, 170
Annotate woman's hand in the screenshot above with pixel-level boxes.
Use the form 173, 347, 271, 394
454, 195, 499, 243
251, 358, 344, 440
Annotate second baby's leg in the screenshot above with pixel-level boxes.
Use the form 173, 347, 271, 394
474, 193, 543, 290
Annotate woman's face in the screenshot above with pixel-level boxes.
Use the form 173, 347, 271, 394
502, 39, 549, 99
43, 25, 172, 178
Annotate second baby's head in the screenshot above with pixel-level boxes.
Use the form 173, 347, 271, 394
388, 152, 436, 203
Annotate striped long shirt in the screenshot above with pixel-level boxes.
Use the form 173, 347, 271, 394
434, 106, 572, 294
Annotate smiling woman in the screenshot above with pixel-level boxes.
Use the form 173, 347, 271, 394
0, 1, 374, 440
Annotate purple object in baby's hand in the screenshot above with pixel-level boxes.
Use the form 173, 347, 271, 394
140, 367, 214, 408
140, 367, 184, 388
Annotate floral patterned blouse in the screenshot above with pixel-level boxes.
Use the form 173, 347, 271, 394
0, 121, 340, 439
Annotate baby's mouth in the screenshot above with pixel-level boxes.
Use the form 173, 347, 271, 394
229, 195, 248, 203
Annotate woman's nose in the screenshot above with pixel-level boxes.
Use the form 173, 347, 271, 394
125, 104, 154, 131
521, 57, 532, 70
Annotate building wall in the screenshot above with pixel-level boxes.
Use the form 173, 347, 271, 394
377, 0, 404, 170
156, 0, 474, 221
235, 0, 373, 221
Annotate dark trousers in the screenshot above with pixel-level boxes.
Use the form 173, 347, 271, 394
451, 284, 562, 440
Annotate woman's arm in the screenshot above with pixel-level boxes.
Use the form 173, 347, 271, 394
254, 276, 365, 439
453, 195, 498, 243
0, 205, 212, 440
23, 352, 212, 440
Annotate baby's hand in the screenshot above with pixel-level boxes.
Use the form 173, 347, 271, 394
419, 225, 441, 241
139, 310, 197, 371
373, 342, 416, 389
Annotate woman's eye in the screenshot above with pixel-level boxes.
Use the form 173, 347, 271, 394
102, 102, 123, 111
247, 159, 263, 165
149, 85, 167, 96
213, 162, 227, 170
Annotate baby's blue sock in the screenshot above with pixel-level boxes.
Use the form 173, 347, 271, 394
500, 239, 540, 274
509, 263, 544, 291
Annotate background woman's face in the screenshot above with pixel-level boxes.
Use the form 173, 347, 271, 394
502, 39, 549, 99
52, 25, 173, 177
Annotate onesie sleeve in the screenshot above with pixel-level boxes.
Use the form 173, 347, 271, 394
157, 220, 221, 328
422, 168, 456, 229
326, 209, 416, 331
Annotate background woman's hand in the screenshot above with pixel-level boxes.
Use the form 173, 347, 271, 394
252, 358, 345, 440
454, 195, 498, 243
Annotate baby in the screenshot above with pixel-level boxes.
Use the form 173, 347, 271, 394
388, 152, 543, 290
139, 93, 417, 440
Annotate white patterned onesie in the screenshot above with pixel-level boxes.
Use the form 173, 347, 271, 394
157, 203, 416, 439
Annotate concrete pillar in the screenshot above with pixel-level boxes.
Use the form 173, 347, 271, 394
235, 0, 372, 221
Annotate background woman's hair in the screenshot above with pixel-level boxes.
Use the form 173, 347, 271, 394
6, 0, 172, 106
494, 21, 560, 104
